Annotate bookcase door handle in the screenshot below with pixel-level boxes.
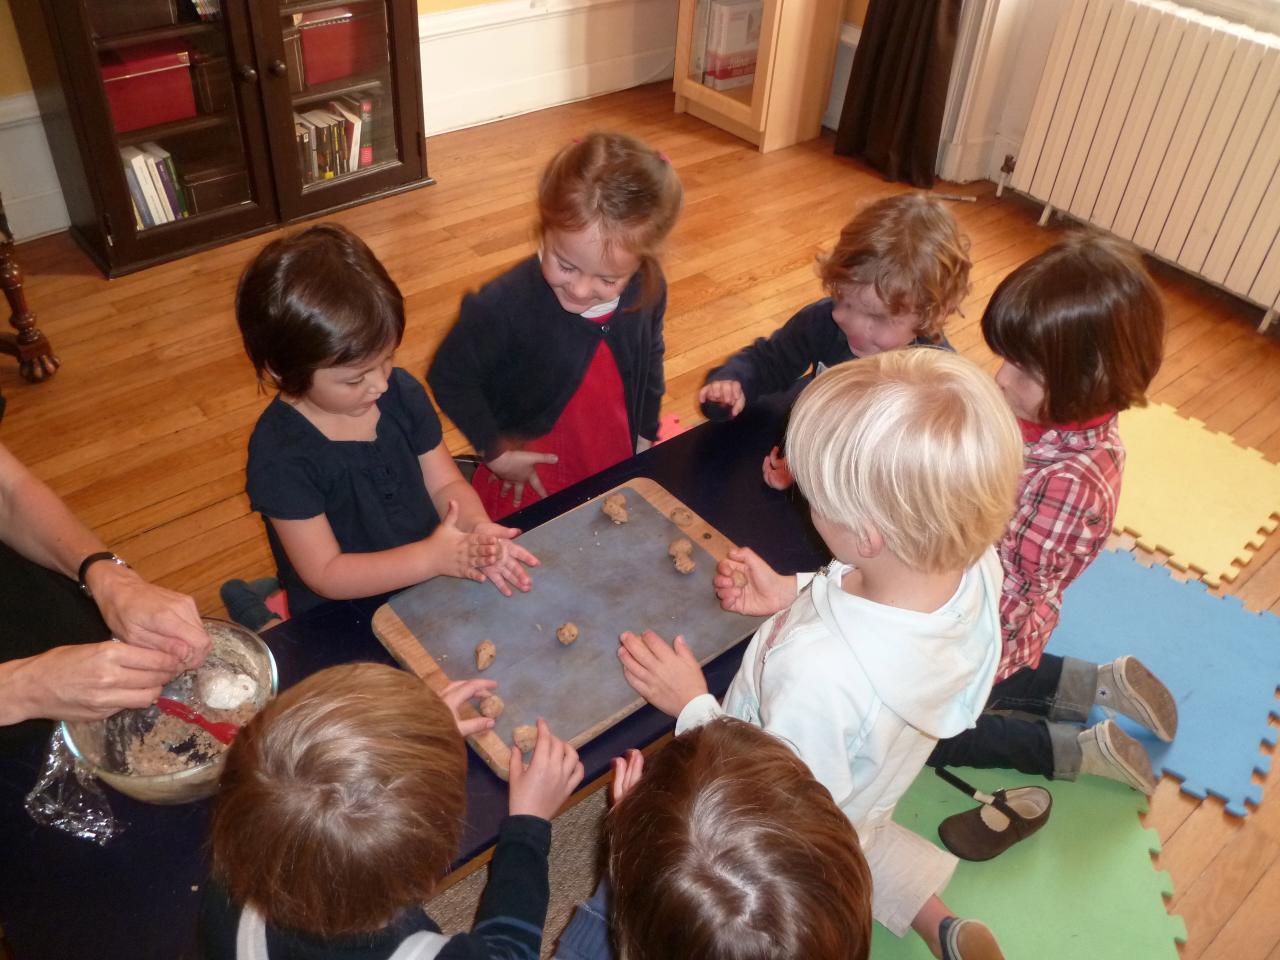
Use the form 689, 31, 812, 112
268, 60, 288, 78
237, 65, 258, 83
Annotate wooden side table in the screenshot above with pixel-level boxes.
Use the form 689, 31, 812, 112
0, 194, 59, 383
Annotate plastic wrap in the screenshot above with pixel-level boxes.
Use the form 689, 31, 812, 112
24, 727, 122, 845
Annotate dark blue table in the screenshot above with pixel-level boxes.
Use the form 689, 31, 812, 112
0, 401, 826, 960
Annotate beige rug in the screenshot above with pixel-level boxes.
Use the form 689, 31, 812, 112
427, 785, 608, 958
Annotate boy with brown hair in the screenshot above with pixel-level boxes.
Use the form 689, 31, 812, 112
555, 717, 873, 960
697, 192, 970, 487
623, 350, 1023, 959
199, 663, 583, 960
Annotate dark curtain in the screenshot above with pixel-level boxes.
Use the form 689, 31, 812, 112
834, 0, 963, 188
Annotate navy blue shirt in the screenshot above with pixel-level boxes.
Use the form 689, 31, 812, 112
246, 368, 444, 617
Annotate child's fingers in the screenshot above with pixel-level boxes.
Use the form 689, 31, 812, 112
456, 715, 496, 736
673, 635, 698, 665
508, 745, 524, 783
528, 471, 549, 500
618, 631, 660, 673
440, 499, 461, 527
507, 542, 539, 568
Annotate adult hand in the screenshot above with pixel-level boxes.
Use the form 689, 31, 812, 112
610, 748, 644, 806
474, 522, 538, 596
761, 446, 795, 491
86, 561, 209, 667
713, 547, 796, 617
617, 630, 708, 718
508, 718, 584, 819
697, 380, 746, 418
427, 500, 499, 582
2, 641, 181, 724
486, 450, 559, 508
439, 677, 499, 737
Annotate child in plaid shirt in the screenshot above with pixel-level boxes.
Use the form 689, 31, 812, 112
928, 233, 1177, 794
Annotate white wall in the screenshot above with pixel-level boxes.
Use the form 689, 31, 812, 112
0, 91, 70, 241
938, 0, 1071, 183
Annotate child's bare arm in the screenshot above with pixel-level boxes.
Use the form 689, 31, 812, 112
270, 505, 495, 600
420, 445, 538, 595
713, 547, 797, 616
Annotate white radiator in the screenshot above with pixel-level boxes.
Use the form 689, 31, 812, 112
1010, 0, 1280, 329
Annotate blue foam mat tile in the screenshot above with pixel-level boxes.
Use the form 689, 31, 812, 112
1051, 550, 1280, 817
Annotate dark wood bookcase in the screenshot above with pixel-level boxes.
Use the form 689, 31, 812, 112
12, 0, 430, 277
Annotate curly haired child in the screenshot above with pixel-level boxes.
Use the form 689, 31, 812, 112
697, 192, 969, 488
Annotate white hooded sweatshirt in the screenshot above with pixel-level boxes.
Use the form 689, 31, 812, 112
676, 548, 1003, 847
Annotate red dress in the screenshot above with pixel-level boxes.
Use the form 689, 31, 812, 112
471, 311, 632, 519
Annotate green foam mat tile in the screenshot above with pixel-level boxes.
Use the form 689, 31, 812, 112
869, 768, 1186, 958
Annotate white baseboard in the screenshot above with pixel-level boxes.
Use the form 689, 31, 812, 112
419, 0, 678, 136
938, 134, 996, 184
822, 23, 861, 131
0, 91, 70, 242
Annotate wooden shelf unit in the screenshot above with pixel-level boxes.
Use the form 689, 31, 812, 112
672, 0, 844, 152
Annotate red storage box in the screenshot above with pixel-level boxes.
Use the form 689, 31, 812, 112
297, 7, 384, 87
101, 40, 196, 134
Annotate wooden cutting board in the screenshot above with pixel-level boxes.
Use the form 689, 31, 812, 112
372, 477, 763, 779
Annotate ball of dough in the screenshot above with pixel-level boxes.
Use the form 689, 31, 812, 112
513, 724, 538, 753
479, 694, 504, 719
556, 622, 579, 646
669, 507, 694, 527
668, 537, 694, 558
673, 553, 696, 575
731, 569, 748, 588
602, 493, 629, 524
475, 639, 496, 671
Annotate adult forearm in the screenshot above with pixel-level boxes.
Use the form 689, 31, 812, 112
0, 470, 107, 581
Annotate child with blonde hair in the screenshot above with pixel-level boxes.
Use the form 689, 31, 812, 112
429, 132, 683, 516
929, 233, 1176, 799
697, 192, 969, 488
200, 663, 583, 959
557, 718, 873, 960
620, 350, 1023, 959
232, 224, 536, 624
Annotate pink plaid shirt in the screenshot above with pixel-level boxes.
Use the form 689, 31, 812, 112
996, 415, 1124, 682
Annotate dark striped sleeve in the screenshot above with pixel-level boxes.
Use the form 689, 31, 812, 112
438, 815, 552, 960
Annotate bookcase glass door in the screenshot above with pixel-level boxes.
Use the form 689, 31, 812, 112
87, 0, 262, 233
278, 1, 400, 191
685, 0, 764, 108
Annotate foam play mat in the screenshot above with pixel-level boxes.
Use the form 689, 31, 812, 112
870, 769, 1184, 958
1052, 549, 1280, 817
1115, 402, 1280, 584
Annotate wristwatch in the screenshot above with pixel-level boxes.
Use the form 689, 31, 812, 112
78, 551, 130, 597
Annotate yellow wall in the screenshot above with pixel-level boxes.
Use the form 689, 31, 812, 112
845, 0, 868, 26
418, 0, 497, 13
0, 0, 34, 98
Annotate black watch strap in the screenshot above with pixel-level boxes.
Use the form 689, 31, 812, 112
78, 551, 128, 597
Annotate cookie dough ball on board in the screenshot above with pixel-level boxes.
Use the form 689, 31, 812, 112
479, 695, 504, 719
556, 622, 579, 646
602, 493, 629, 524
476, 639, 496, 671
513, 724, 538, 753
668, 538, 695, 574
669, 507, 694, 527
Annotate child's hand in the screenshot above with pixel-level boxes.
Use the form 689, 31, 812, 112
439, 678, 499, 736
618, 630, 708, 717
473, 522, 539, 596
761, 446, 795, 490
698, 380, 746, 418
427, 501, 499, 582
714, 547, 796, 616
486, 450, 559, 507
508, 718, 584, 819
610, 748, 644, 806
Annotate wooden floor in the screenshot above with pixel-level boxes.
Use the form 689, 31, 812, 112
5, 82, 1280, 957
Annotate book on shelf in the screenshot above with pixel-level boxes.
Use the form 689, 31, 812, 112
690, 0, 712, 81
702, 0, 762, 91
302, 108, 346, 178
295, 121, 313, 185
343, 95, 375, 168
120, 145, 170, 226
328, 99, 361, 172
141, 142, 189, 219
294, 112, 321, 182
122, 160, 155, 229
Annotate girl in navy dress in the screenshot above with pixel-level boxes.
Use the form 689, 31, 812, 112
234, 224, 536, 621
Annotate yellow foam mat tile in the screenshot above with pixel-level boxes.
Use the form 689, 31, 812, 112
1116, 403, 1280, 584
